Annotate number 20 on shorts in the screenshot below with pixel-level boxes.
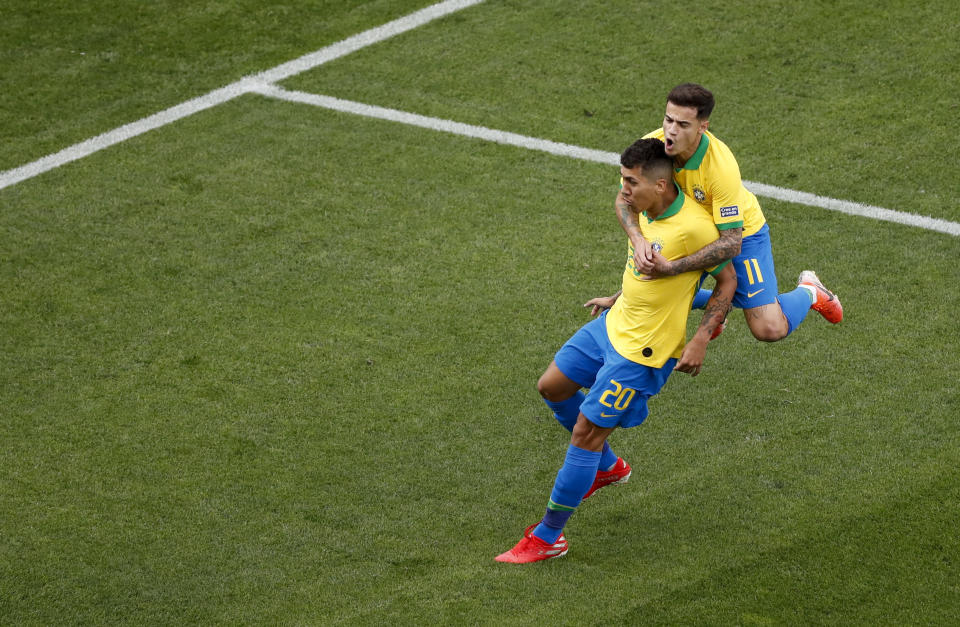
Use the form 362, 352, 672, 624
598, 379, 636, 411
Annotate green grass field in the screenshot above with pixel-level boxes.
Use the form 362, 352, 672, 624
3, 1, 959, 624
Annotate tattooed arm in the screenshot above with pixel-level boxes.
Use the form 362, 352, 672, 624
674, 262, 736, 377
645, 227, 743, 278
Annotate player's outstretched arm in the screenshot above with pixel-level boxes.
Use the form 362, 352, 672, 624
646, 227, 743, 278
616, 193, 654, 273
583, 290, 621, 317
674, 263, 736, 377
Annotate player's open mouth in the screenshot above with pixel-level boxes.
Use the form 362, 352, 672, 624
664, 138, 675, 149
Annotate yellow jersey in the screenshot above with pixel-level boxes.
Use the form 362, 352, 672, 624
606, 183, 727, 367
644, 128, 766, 237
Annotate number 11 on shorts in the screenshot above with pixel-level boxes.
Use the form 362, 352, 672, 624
743, 258, 763, 285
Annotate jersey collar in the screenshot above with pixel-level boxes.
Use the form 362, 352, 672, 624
676, 132, 709, 171
644, 182, 684, 222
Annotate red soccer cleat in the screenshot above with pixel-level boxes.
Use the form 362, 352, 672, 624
495, 524, 568, 563
582, 457, 632, 500
798, 271, 843, 324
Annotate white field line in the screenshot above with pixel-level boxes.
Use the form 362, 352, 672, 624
0, 0, 486, 192
744, 182, 960, 237
248, 83, 619, 164
254, 85, 960, 238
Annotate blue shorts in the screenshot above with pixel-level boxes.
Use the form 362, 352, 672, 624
732, 223, 779, 309
554, 312, 676, 429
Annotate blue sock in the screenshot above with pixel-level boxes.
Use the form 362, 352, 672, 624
691, 288, 712, 310
533, 445, 601, 543
778, 287, 813, 335
599, 441, 618, 471
544, 392, 584, 432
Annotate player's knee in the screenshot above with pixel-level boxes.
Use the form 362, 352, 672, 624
537, 375, 571, 403
749, 321, 787, 342
745, 307, 789, 342
536, 376, 560, 402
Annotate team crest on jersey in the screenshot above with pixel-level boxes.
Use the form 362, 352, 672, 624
629, 238, 665, 277
720, 205, 739, 218
692, 185, 706, 203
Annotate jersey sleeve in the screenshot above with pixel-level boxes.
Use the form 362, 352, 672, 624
708, 150, 745, 231
705, 259, 731, 276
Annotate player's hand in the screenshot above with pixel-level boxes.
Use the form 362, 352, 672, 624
674, 338, 707, 376
632, 236, 655, 274
583, 295, 617, 317
640, 250, 673, 280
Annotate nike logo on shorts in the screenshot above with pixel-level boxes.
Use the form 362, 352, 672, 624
747, 289, 765, 298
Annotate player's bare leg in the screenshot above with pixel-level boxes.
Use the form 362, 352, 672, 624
570, 413, 617, 452
536, 360, 582, 403
743, 303, 790, 342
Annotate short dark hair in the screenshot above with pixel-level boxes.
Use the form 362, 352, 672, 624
620, 138, 672, 182
667, 83, 715, 120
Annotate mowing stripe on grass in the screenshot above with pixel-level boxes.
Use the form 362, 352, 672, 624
2, 0, 957, 239
254, 84, 960, 238
0, 82, 252, 192
252, 0, 486, 85
0, 0, 486, 192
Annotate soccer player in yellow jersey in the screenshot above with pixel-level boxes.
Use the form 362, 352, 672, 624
496, 138, 736, 563
619, 84, 843, 342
